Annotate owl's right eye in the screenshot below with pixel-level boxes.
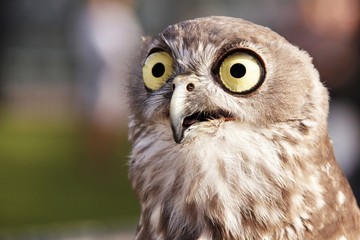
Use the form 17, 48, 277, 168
142, 51, 174, 91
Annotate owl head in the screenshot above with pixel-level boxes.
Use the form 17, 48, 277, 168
128, 16, 328, 145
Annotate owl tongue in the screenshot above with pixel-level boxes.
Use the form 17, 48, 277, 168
182, 112, 209, 129
182, 110, 233, 129
183, 117, 199, 128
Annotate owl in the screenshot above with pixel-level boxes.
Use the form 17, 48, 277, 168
127, 16, 360, 240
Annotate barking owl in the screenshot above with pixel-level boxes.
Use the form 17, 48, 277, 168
127, 16, 360, 239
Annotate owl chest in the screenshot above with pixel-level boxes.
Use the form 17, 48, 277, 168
131, 131, 305, 239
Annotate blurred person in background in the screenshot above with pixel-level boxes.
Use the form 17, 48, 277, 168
74, 0, 142, 167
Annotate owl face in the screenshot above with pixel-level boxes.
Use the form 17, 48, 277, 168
128, 16, 328, 144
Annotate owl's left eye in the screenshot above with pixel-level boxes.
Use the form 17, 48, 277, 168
142, 51, 174, 91
218, 51, 265, 94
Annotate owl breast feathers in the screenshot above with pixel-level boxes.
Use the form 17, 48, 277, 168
127, 16, 360, 240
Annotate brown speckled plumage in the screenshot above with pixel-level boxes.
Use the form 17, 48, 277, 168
127, 16, 360, 239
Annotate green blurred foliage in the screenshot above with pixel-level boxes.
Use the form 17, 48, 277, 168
0, 112, 139, 234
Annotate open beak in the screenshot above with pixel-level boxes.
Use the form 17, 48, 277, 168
169, 76, 235, 144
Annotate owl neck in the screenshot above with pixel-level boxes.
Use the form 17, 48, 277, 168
130, 121, 328, 239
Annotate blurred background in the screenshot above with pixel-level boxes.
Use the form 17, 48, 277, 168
0, 0, 359, 239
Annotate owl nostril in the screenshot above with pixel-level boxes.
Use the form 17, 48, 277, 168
186, 83, 195, 92
172, 83, 195, 92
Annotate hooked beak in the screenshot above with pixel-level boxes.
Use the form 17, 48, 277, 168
169, 76, 235, 144
170, 77, 195, 144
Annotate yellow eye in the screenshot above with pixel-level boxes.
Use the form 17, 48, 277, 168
142, 51, 174, 91
219, 52, 264, 94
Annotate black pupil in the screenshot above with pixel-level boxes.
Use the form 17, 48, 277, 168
230, 63, 246, 78
152, 63, 165, 78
